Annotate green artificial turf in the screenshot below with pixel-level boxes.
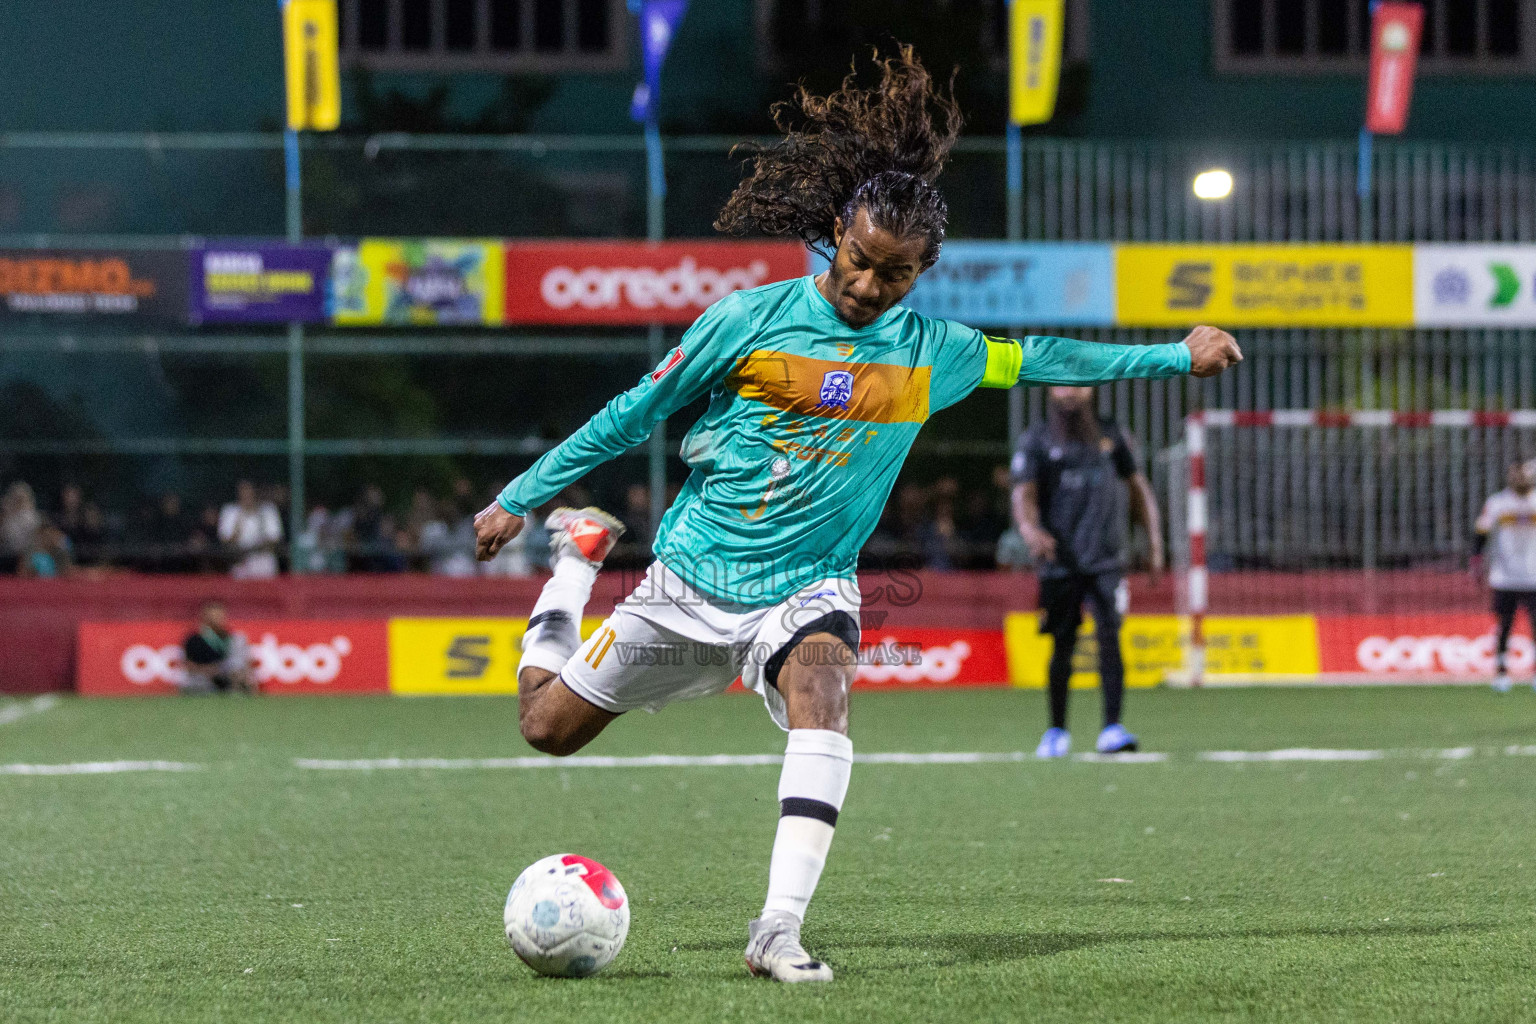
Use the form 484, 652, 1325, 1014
2, 687, 1534, 1023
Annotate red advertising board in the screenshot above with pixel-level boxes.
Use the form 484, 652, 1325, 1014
77, 620, 389, 696
1365, 2, 1424, 134
502, 241, 806, 325
852, 628, 1010, 689
1317, 614, 1532, 679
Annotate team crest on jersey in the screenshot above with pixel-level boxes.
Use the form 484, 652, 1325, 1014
817, 370, 854, 410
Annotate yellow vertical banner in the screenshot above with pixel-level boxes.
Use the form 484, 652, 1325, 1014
1009, 0, 1065, 125
283, 0, 342, 131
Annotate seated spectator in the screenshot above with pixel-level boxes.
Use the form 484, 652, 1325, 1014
18, 523, 72, 578
218, 480, 283, 579
180, 600, 254, 694
2, 481, 44, 569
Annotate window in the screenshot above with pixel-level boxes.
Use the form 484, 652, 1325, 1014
341, 0, 628, 72
1214, 0, 1536, 73
755, 0, 1091, 69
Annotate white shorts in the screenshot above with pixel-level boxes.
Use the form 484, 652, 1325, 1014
560, 561, 862, 730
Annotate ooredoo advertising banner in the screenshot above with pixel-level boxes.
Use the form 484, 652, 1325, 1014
853, 628, 1010, 689
503, 241, 805, 325
1318, 614, 1533, 679
77, 620, 389, 696
0, 249, 187, 322
331, 239, 505, 325
901, 242, 1114, 326
190, 243, 333, 324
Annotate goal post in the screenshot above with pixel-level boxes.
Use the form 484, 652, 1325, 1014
1172, 409, 1536, 686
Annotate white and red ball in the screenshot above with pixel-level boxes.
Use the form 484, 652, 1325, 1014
503, 854, 629, 977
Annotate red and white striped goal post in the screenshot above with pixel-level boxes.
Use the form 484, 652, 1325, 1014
1179, 408, 1536, 686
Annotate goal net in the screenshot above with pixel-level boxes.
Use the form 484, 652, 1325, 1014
1165, 410, 1536, 685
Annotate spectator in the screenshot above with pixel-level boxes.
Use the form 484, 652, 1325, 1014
296, 505, 349, 573
179, 600, 254, 694
56, 483, 86, 544
218, 480, 283, 579
419, 498, 478, 576
1, 481, 44, 564
622, 482, 655, 549
18, 523, 72, 578
142, 491, 199, 572
348, 485, 405, 572
190, 504, 222, 572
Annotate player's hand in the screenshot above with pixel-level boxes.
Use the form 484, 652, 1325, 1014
474, 501, 525, 561
1022, 528, 1057, 564
1183, 325, 1243, 378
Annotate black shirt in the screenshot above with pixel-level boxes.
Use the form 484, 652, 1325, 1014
1012, 417, 1138, 579
183, 627, 230, 668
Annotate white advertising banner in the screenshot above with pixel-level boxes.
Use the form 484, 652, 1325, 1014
1414, 244, 1536, 326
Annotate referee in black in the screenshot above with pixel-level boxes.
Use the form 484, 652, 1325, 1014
1011, 386, 1163, 758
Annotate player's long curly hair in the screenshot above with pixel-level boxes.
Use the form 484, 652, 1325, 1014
713, 44, 962, 268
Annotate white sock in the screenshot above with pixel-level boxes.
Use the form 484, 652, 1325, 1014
518, 555, 598, 676
761, 729, 853, 923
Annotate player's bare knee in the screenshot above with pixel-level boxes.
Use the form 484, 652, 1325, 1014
519, 710, 580, 757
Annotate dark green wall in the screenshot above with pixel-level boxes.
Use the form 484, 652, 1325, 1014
1, 2, 1532, 139
1078, 0, 1536, 141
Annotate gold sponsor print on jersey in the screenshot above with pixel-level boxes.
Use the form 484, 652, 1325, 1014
727, 349, 930, 423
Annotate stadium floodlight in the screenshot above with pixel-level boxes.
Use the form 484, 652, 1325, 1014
1192, 168, 1234, 200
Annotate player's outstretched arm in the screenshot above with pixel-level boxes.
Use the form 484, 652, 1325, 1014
475, 293, 751, 561
974, 325, 1242, 389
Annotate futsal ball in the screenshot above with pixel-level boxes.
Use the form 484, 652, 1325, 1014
504, 854, 630, 977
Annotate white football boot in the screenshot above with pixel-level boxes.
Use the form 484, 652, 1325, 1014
1492, 672, 1513, 693
544, 506, 625, 567
745, 913, 833, 983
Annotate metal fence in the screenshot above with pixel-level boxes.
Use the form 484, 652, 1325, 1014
5, 132, 1536, 568
5, 132, 1536, 241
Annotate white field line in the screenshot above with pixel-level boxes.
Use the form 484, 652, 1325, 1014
0, 760, 200, 776
3, 746, 1530, 778
295, 745, 1532, 771
0, 694, 59, 726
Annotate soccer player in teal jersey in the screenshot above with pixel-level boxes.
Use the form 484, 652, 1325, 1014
474, 47, 1241, 982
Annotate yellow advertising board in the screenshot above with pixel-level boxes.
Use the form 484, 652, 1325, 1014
388, 617, 604, 696
1115, 245, 1414, 327
1009, 0, 1065, 126
330, 240, 506, 326
282, 0, 342, 131
1004, 613, 1320, 687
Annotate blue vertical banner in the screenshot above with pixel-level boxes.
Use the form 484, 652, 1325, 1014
629, 0, 688, 123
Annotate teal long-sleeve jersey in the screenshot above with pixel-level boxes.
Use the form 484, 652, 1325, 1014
499, 275, 1190, 605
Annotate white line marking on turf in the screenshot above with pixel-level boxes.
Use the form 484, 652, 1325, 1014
1073, 752, 1169, 763
294, 750, 1172, 771
294, 745, 1536, 771
0, 760, 200, 776
0, 694, 59, 726
1200, 748, 1386, 762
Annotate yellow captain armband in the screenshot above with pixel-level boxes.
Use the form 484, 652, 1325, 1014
978, 337, 1023, 389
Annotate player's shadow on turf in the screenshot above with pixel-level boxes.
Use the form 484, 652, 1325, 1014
827, 921, 1496, 971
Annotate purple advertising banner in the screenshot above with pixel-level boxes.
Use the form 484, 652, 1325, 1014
190, 243, 332, 324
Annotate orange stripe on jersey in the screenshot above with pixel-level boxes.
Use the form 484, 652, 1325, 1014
726, 349, 930, 424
